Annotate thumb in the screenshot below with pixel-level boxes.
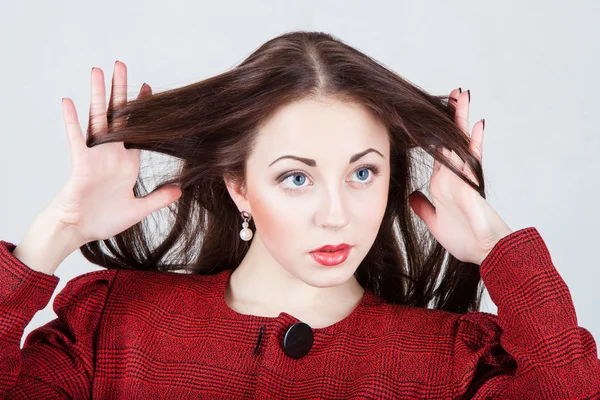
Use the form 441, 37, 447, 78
137, 185, 182, 218
408, 191, 436, 228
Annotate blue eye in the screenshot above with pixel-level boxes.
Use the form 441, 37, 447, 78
287, 174, 307, 187
277, 164, 381, 194
353, 167, 370, 181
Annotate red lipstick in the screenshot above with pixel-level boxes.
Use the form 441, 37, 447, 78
310, 244, 352, 266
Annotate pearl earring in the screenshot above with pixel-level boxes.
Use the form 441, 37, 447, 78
239, 210, 253, 241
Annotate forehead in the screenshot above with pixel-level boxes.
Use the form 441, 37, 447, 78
252, 98, 389, 160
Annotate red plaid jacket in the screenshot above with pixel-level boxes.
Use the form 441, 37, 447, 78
0, 227, 598, 399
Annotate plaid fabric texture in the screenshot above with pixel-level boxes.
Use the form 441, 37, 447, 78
0, 227, 598, 399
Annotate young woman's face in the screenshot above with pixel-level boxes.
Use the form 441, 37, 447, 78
229, 97, 390, 288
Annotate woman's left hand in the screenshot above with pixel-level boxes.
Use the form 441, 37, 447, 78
408, 88, 514, 266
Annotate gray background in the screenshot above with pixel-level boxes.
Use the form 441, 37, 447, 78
1, 1, 598, 356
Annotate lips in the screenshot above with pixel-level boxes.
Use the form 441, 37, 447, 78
311, 244, 351, 253
310, 244, 352, 266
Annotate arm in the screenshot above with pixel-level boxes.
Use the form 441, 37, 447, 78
452, 227, 600, 399
0, 240, 118, 399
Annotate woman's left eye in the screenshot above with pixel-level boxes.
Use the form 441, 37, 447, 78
350, 167, 374, 183
278, 165, 381, 193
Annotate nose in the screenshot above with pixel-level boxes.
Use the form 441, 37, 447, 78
315, 183, 350, 230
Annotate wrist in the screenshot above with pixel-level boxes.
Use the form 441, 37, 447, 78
478, 226, 514, 266
40, 208, 86, 252
13, 210, 83, 275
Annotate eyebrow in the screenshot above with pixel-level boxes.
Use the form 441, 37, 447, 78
268, 148, 384, 167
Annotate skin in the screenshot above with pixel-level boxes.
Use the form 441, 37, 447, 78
51, 60, 512, 328
409, 88, 513, 266
224, 88, 514, 328
224, 97, 391, 327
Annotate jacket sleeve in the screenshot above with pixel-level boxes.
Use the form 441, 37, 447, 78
451, 227, 600, 399
0, 240, 118, 399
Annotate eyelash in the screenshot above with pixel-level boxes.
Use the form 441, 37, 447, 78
276, 164, 382, 194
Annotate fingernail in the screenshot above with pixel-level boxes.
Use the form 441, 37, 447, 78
458, 87, 462, 93
481, 118, 485, 131
467, 89, 471, 103
115, 60, 120, 65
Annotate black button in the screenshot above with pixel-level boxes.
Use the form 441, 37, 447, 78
282, 322, 313, 359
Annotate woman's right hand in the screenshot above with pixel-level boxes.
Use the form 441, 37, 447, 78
46, 61, 182, 248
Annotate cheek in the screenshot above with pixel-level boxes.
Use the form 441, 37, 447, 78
357, 183, 389, 236
247, 187, 308, 249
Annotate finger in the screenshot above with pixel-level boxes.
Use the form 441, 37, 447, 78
450, 150, 464, 169
408, 191, 437, 234
442, 146, 452, 168
88, 67, 108, 139
126, 83, 153, 159
107, 61, 128, 130
138, 82, 152, 99
469, 119, 485, 163
437, 148, 464, 177
433, 146, 452, 176
455, 89, 470, 137
462, 161, 479, 187
62, 98, 87, 165
435, 146, 463, 181
461, 119, 484, 186
433, 146, 442, 174
135, 186, 182, 222
448, 87, 461, 106
433, 88, 462, 174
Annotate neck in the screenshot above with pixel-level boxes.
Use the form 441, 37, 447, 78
225, 232, 365, 327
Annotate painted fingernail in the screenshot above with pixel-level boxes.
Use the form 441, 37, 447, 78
458, 87, 462, 93
467, 89, 471, 103
482, 118, 485, 131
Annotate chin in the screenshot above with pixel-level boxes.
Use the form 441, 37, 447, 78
300, 265, 358, 289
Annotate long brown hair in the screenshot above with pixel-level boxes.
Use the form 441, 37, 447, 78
82, 31, 486, 314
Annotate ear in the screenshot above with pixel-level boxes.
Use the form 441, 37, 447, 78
223, 175, 251, 214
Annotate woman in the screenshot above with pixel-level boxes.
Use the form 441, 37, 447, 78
1, 31, 598, 399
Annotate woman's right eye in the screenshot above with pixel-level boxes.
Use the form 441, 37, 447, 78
279, 172, 312, 193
